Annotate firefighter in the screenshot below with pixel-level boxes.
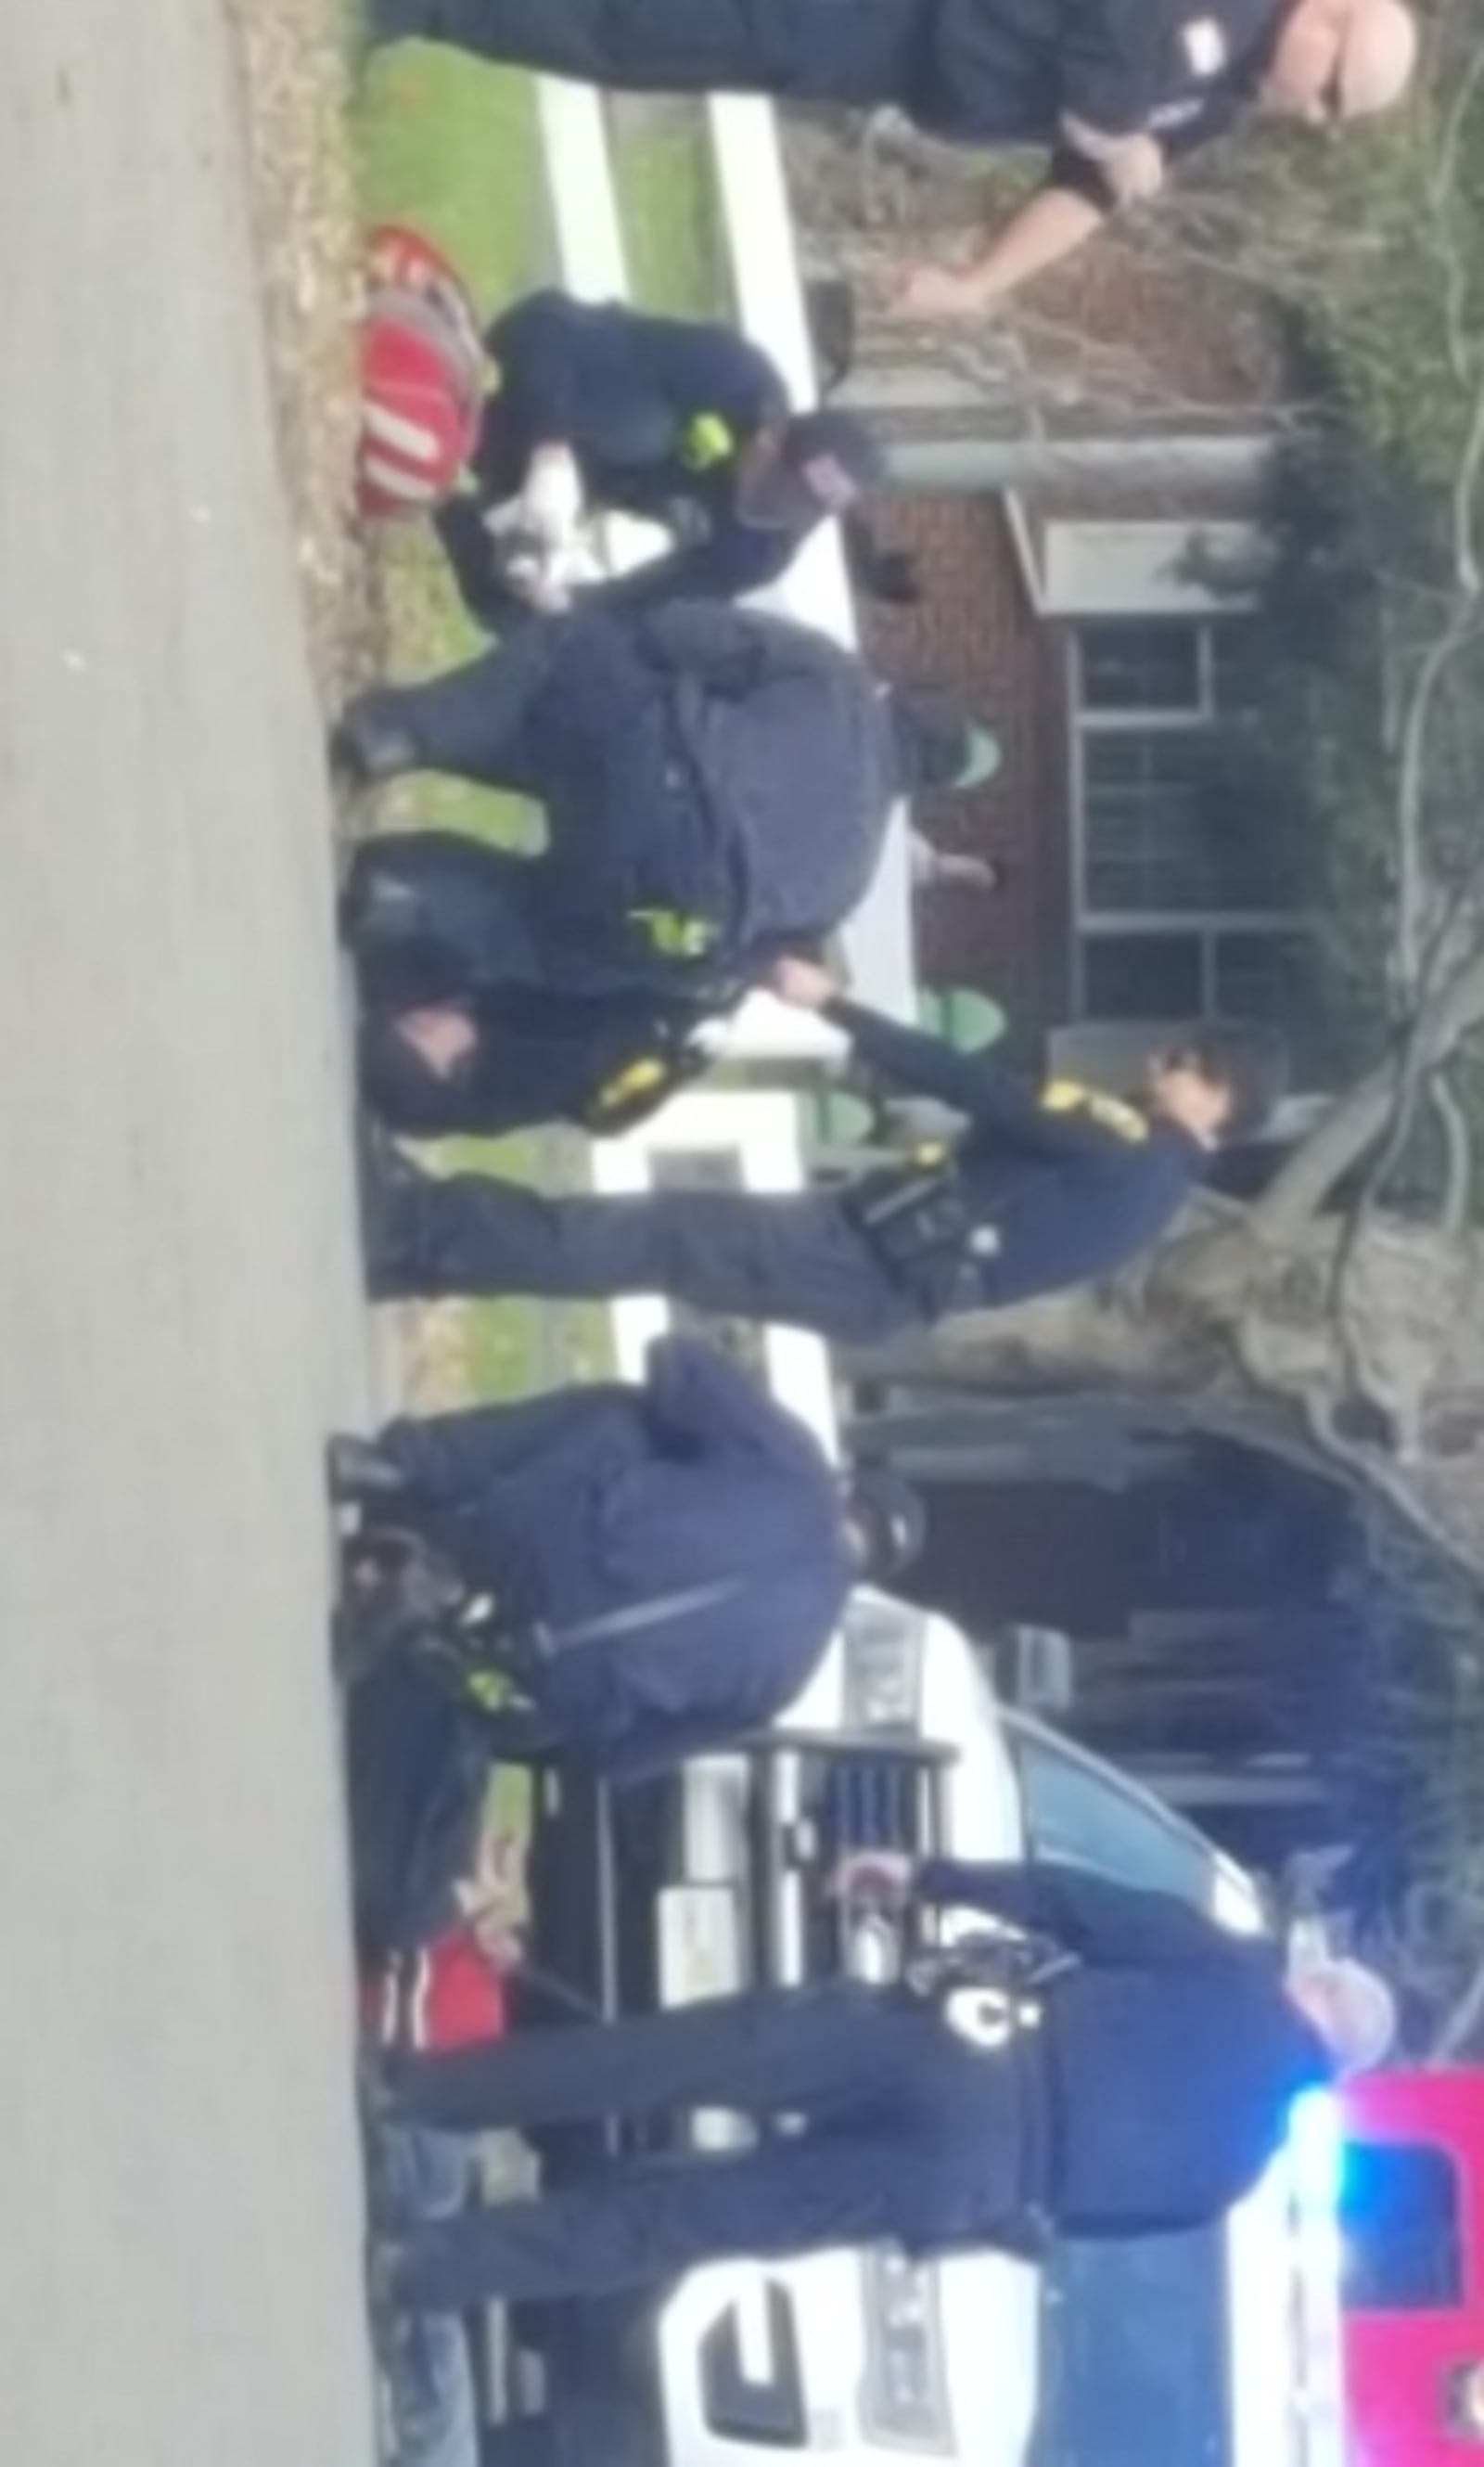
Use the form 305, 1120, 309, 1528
334, 603, 997, 1010
434, 288, 883, 628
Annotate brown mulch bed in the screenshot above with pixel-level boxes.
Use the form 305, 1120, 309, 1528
224, 0, 376, 699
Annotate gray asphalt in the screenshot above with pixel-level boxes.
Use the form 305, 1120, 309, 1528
0, 3, 379, 2461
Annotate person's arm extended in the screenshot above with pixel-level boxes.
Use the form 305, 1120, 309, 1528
893, 131, 1169, 318
819, 991, 1124, 1159
825, 994, 1025, 1121
901, 185, 1108, 317
915, 1857, 1248, 1966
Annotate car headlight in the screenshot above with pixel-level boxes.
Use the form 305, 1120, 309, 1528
842, 1599, 925, 1730
860, 2245, 950, 2447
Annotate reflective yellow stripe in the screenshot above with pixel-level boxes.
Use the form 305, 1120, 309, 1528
679, 412, 736, 471
1042, 1078, 1148, 1143
593, 1058, 666, 1113
629, 907, 717, 958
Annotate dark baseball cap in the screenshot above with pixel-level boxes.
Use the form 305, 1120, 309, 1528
741, 407, 886, 531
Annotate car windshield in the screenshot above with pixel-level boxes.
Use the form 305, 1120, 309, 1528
1012, 1721, 1238, 2467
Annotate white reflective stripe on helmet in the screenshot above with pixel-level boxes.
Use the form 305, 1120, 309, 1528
362, 399, 446, 465
360, 450, 441, 505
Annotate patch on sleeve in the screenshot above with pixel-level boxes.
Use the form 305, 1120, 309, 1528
1042, 1079, 1150, 1142
1180, 16, 1228, 78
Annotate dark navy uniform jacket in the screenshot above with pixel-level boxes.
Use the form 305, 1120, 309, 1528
914, 1858, 1332, 2233
396, 1337, 855, 1768
637, 603, 902, 956
343, 606, 900, 1009
475, 291, 806, 616
827, 996, 1204, 1305
910, 0, 1284, 208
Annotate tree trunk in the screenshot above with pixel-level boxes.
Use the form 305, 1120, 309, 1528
851, 1200, 1484, 1578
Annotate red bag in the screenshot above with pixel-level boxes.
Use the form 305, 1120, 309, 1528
357, 224, 488, 520
362, 1923, 511, 2053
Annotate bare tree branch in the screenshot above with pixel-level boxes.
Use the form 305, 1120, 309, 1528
1302, 1391, 1477, 1572
1428, 1941, 1484, 2062
1432, 1073, 1474, 1234
1252, 937, 1484, 1234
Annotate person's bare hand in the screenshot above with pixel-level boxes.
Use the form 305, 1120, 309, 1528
770, 954, 838, 1009
770, 954, 838, 1010
889, 261, 991, 320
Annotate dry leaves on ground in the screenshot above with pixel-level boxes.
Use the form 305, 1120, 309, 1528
225, 0, 374, 696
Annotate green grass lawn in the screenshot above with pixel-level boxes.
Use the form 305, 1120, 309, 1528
608, 108, 733, 319
353, 44, 552, 848
352, 55, 730, 1402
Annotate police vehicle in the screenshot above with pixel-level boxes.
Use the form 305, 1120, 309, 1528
515, 1587, 1348, 2467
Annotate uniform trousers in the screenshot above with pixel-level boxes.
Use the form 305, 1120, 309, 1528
393, 1982, 1031, 2310
367, 1164, 923, 1347
381, 0, 930, 109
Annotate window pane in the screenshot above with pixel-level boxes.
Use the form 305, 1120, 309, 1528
1017, 1735, 1218, 1903
1083, 731, 1288, 913
1082, 935, 1203, 1019
1210, 621, 1263, 718
1212, 932, 1311, 1021
1340, 2142, 1464, 2312
1079, 622, 1202, 713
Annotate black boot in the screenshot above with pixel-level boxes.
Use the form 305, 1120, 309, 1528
331, 695, 423, 788
326, 1432, 413, 1510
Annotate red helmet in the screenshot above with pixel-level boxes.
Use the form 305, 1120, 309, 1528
357, 224, 487, 520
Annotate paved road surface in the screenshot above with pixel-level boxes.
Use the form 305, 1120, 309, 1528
0, 4, 378, 2461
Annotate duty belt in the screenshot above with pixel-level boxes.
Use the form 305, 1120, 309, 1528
845, 1144, 1000, 1312
902, 1928, 1075, 2050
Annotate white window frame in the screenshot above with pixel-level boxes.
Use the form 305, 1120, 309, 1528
1067, 617, 1298, 1021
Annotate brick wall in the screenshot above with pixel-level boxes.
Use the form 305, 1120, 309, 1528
859, 492, 1071, 1049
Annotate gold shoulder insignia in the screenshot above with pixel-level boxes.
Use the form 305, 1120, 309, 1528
1041, 1079, 1148, 1143
593, 1057, 666, 1114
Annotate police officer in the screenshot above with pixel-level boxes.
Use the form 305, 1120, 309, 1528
434, 288, 883, 630
373, 1852, 1394, 2314
329, 1334, 924, 1773
334, 604, 996, 1009
360, 960, 1286, 1343
371, 0, 1415, 314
